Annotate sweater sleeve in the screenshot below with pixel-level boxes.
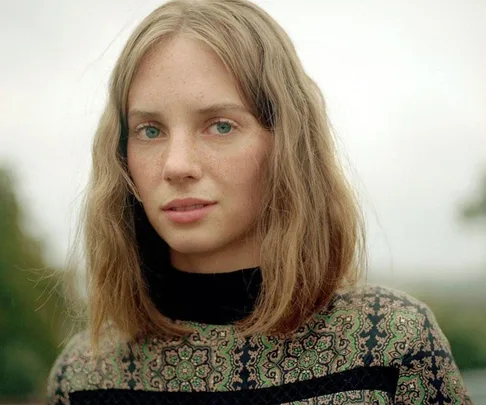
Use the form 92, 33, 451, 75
393, 303, 472, 404
46, 331, 87, 405
46, 356, 69, 405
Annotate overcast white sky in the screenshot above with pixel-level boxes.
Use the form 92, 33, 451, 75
1, 0, 485, 281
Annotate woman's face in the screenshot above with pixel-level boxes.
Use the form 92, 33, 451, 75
127, 36, 272, 273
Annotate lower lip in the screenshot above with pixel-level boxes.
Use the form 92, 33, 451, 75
163, 203, 216, 224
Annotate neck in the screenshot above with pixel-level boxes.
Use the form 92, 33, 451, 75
169, 236, 261, 274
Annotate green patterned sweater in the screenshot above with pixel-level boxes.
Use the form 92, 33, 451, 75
46, 282, 472, 404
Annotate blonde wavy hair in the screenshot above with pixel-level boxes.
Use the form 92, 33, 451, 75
64, 0, 367, 352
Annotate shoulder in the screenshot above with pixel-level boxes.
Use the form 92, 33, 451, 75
312, 284, 451, 366
329, 283, 439, 322
330, 283, 435, 317
46, 329, 89, 404
46, 327, 127, 404
326, 286, 472, 403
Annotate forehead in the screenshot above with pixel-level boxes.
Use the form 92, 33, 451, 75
128, 36, 243, 109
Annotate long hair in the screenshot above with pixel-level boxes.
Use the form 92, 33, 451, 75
64, 0, 367, 352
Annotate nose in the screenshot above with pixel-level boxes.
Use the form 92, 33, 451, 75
162, 130, 202, 182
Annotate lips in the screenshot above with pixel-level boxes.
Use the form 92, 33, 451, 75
162, 198, 216, 210
169, 204, 206, 211
164, 202, 215, 224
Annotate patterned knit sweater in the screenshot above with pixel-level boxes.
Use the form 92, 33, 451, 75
46, 265, 472, 404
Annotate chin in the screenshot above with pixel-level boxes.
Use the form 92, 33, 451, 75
165, 237, 221, 255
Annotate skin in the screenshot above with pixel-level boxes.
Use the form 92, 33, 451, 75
127, 35, 273, 274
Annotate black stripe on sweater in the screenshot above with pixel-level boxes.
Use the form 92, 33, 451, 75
69, 366, 399, 405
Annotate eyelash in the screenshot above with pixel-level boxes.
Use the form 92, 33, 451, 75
133, 119, 238, 139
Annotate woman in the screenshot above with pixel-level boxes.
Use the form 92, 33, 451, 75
47, 0, 472, 403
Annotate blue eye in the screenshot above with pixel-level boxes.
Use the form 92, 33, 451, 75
134, 124, 160, 139
216, 121, 232, 134
143, 126, 160, 139
210, 120, 235, 136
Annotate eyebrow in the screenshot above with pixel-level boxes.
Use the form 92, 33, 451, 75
127, 102, 251, 121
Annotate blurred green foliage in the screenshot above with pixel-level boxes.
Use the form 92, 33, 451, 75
413, 290, 486, 370
0, 166, 70, 402
450, 170, 486, 369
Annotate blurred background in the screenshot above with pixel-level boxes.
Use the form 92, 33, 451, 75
1, 0, 485, 403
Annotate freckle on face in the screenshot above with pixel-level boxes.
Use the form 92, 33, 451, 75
126, 35, 272, 273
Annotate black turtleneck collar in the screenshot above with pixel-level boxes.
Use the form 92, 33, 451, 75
133, 198, 262, 325
148, 263, 262, 325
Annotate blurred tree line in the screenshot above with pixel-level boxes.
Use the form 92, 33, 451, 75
406, 172, 486, 371
447, 170, 486, 369
0, 165, 71, 402
0, 165, 485, 402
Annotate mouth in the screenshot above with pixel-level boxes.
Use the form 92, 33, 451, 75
166, 204, 210, 212
163, 203, 216, 224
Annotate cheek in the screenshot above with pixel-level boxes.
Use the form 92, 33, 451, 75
127, 146, 156, 197
221, 151, 267, 207
127, 141, 139, 176
127, 148, 141, 183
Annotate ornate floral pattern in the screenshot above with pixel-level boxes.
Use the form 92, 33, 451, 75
281, 390, 392, 405
47, 285, 472, 404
